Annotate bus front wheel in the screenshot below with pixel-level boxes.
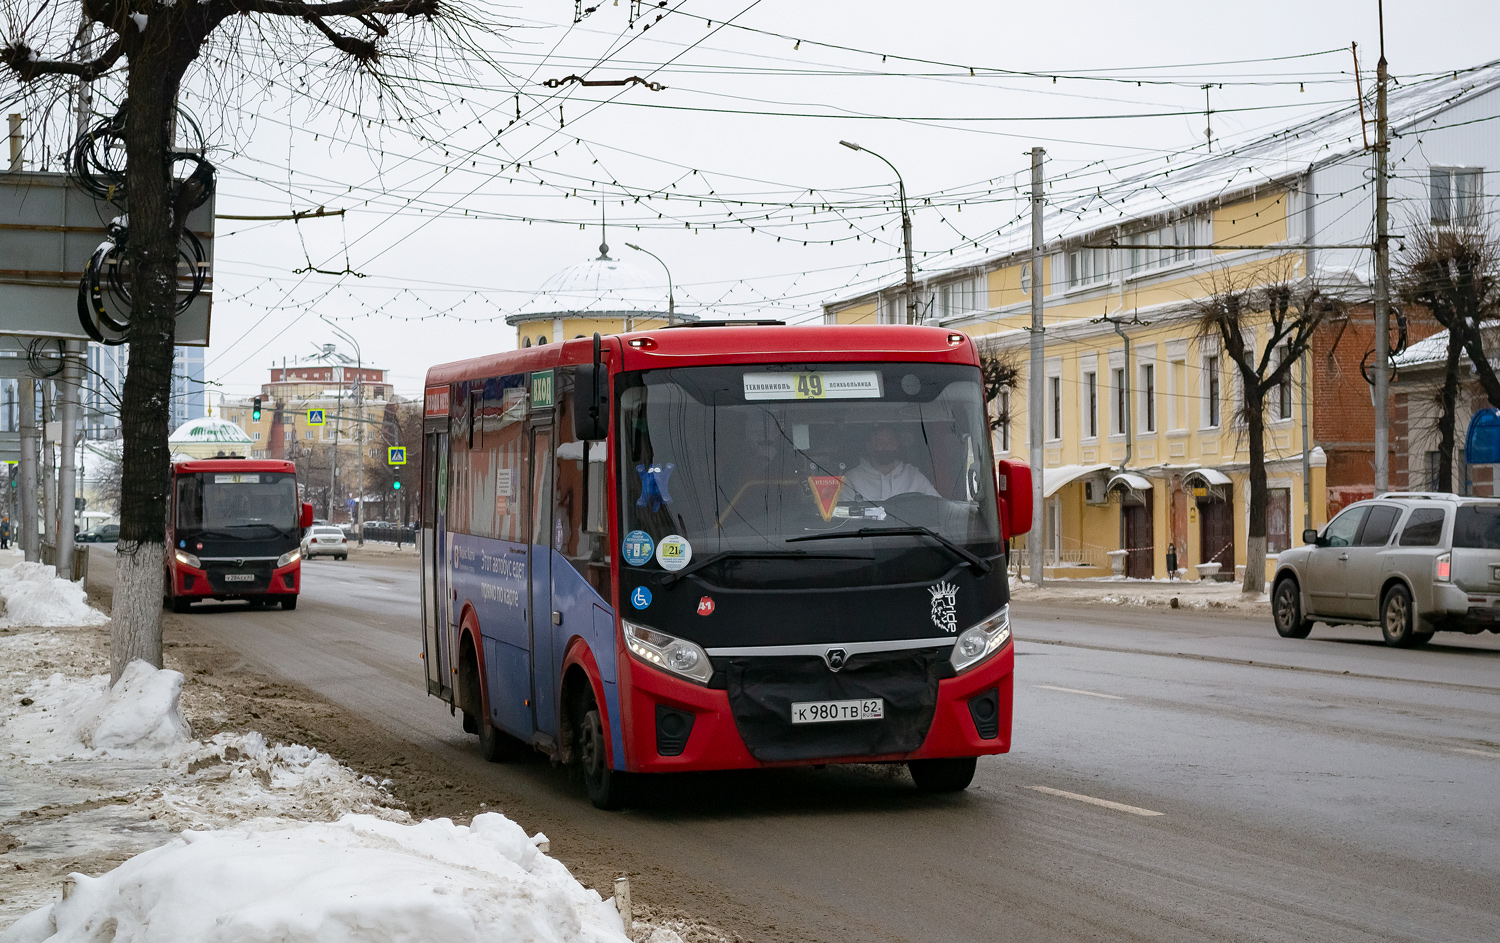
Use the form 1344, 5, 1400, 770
577, 694, 630, 810
909, 757, 977, 793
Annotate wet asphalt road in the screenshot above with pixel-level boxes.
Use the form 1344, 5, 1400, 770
142, 549, 1500, 942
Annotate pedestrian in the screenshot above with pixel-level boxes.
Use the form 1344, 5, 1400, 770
1165, 541, 1178, 580
0, 515, 10, 550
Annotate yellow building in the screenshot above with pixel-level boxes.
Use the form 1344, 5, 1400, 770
504, 240, 695, 346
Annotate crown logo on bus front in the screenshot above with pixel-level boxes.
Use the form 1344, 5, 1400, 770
929, 581, 959, 634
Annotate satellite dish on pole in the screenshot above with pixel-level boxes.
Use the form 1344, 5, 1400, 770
1465, 409, 1500, 464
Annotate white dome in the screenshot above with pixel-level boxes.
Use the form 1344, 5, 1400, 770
507, 244, 669, 323
168, 417, 252, 445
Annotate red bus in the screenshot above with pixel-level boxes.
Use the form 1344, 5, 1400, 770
419, 324, 1031, 807
165, 459, 314, 612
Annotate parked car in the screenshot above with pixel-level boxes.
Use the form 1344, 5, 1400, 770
75, 523, 120, 543
300, 525, 349, 561
1271, 492, 1500, 647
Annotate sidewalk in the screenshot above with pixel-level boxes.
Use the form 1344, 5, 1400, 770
1010, 573, 1271, 613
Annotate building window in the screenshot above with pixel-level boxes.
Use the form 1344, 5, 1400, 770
1140, 363, 1156, 433
1049, 376, 1062, 440
1272, 345, 1294, 421
1268, 488, 1291, 553
937, 276, 985, 319
1084, 371, 1098, 438
1428, 449, 1471, 494
1126, 217, 1197, 274
1113, 367, 1127, 435
1431, 167, 1483, 227
253, 432, 262, 441
1205, 355, 1221, 428
1066, 248, 1111, 289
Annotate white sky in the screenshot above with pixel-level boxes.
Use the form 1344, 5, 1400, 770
198, 0, 1500, 401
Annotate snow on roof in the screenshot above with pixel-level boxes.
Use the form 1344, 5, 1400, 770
167, 417, 252, 445
1393, 329, 1453, 368
829, 60, 1500, 308
508, 244, 669, 322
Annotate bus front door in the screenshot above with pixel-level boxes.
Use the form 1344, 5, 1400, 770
421, 430, 453, 701
528, 425, 559, 744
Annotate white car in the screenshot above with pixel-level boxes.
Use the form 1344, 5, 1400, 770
301, 525, 348, 561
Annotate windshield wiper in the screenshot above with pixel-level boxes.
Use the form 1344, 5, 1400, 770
661, 549, 872, 587
786, 526, 991, 575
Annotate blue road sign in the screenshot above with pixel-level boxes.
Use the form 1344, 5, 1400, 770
307, 408, 326, 426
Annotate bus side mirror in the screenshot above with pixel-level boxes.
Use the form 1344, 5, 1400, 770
300, 503, 314, 530
996, 460, 1033, 538
573, 333, 610, 441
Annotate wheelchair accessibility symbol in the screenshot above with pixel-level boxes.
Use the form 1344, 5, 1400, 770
630, 586, 652, 610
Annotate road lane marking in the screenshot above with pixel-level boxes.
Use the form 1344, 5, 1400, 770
1026, 785, 1164, 817
1036, 684, 1124, 700
1453, 747, 1500, 759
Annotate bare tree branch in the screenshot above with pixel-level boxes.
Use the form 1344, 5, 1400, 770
2, 36, 122, 80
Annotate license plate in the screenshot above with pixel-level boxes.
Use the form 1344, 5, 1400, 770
223, 574, 255, 582
790, 698, 884, 724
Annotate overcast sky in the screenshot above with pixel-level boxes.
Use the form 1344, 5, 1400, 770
197, 0, 1500, 402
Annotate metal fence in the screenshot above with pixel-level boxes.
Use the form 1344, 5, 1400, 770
360, 525, 416, 545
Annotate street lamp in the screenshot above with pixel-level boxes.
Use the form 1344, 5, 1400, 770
321, 316, 365, 547
840, 140, 917, 325
624, 242, 675, 327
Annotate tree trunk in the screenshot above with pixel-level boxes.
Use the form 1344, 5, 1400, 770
1242, 384, 1269, 595
110, 48, 186, 683
1436, 331, 1464, 492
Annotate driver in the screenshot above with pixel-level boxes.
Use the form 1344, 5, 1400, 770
844, 424, 939, 501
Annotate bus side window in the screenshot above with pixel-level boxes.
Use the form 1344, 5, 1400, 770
556, 367, 611, 598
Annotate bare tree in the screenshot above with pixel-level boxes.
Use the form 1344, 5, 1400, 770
3, 0, 497, 681
1397, 224, 1500, 490
1195, 276, 1339, 594
980, 350, 1021, 434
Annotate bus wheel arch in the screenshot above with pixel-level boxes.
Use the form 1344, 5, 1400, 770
558, 642, 608, 769
456, 606, 485, 732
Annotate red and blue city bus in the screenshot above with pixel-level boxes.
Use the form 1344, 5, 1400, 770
419, 324, 1031, 807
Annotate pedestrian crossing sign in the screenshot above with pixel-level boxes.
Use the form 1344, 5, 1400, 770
307, 409, 325, 426
388, 446, 407, 465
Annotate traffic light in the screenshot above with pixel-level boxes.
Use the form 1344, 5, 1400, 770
392, 469, 401, 491
252, 396, 262, 422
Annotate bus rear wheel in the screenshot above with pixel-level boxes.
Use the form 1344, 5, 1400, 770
909, 757, 977, 793
576, 694, 630, 810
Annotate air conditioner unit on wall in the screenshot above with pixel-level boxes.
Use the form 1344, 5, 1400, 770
1084, 479, 1108, 505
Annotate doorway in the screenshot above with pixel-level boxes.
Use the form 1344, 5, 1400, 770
1198, 493, 1235, 576
1122, 490, 1154, 579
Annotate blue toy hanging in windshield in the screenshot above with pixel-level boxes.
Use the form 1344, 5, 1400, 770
636, 462, 675, 511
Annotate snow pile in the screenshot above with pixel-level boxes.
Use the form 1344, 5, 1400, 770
0, 563, 108, 627
7, 660, 189, 757
1, 814, 631, 943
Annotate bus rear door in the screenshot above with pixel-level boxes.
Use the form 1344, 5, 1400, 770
527, 388, 559, 744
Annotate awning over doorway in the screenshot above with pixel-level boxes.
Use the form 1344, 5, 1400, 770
1041, 463, 1113, 498
1106, 472, 1153, 493
1182, 468, 1232, 487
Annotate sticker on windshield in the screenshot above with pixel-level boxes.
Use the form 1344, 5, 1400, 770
929, 580, 959, 634
808, 476, 844, 522
656, 534, 692, 571
743, 371, 883, 401
622, 530, 655, 567
631, 586, 653, 610
636, 463, 675, 511
213, 474, 260, 484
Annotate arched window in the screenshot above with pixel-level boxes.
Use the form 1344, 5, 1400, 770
538, 335, 549, 346
522, 337, 532, 348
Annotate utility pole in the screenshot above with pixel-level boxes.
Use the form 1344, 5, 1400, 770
1372, 2, 1391, 494
324, 318, 364, 544
840, 141, 917, 323
56, 343, 81, 579
330, 369, 342, 522
18, 377, 39, 562
1028, 147, 1046, 586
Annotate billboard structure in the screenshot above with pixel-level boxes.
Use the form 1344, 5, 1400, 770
0, 171, 213, 345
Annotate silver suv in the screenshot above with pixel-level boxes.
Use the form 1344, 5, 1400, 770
1271, 493, 1500, 647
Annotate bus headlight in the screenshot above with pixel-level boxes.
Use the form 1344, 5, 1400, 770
174, 550, 201, 569
624, 621, 713, 685
950, 605, 1011, 674
277, 549, 301, 568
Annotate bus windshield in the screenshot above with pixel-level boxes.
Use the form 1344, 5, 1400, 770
175, 471, 299, 534
618, 362, 1000, 586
